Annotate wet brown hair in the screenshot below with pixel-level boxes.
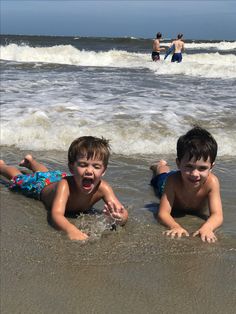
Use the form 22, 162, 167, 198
68, 136, 110, 167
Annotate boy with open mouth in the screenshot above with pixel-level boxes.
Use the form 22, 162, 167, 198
0, 136, 128, 241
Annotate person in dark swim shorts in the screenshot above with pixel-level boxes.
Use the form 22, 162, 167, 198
150, 169, 177, 199
152, 32, 165, 61
152, 51, 160, 61
170, 33, 184, 63
149, 127, 223, 243
171, 52, 182, 63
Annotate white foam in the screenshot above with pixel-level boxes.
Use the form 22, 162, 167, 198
1, 42, 235, 156
1, 109, 235, 156
185, 41, 236, 51
1, 44, 236, 78
153, 53, 236, 78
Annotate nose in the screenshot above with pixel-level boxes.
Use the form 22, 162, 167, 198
85, 165, 93, 175
191, 168, 199, 177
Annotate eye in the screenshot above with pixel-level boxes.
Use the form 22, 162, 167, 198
93, 164, 102, 169
78, 162, 87, 167
199, 166, 209, 171
185, 165, 193, 170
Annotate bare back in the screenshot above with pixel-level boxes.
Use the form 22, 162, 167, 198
172, 39, 184, 53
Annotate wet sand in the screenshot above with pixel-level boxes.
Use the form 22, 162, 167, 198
1, 148, 236, 314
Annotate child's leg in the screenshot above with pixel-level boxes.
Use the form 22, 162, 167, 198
0, 160, 22, 180
19, 154, 49, 172
150, 160, 170, 177
150, 160, 171, 199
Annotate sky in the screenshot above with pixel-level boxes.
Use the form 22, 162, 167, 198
1, 0, 236, 40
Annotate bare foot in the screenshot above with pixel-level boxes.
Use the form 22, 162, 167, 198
19, 154, 33, 168
0, 160, 6, 166
150, 160, 169, 175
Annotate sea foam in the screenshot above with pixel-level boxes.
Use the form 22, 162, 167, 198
1, 108, 236, 156
1, 43, 236, 78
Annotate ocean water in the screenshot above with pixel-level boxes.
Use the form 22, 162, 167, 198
1, 34, 236, 231
1, 34, 236, 235
1, 35, 236, 155
1, 35, 236, 314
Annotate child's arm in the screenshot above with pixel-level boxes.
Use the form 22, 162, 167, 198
193, 175, 223, 243
158, 178, 189, 238
101, 181, 128, 226
51, 180, 88, 241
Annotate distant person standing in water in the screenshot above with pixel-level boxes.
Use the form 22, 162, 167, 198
152, 32, 166, 61
171, 33, 185, 63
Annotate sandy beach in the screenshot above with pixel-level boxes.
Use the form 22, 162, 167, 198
1, 147, 236, 314
1, 0, 236, 310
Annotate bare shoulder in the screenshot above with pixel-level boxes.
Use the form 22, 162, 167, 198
41, 177, 70, 208
167, 171, 180, 184
98, 179, 113, 194
57, 177, 71, 193
97, 179, 120, 205
164, 171, 181, 191
207, 172, 220, 188
98, 179, 123, 207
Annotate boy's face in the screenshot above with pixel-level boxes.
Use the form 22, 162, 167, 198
176, 154, 213, 189
69, 156, 106, 194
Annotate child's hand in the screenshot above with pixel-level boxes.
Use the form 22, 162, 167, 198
68, 229, 89, 241
193, 228, 217, 243
103, 201, 125, 223
163, 226, 189, 238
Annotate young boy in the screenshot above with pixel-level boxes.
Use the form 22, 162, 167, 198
0, 136, 128, 241
150, 126, 223, 243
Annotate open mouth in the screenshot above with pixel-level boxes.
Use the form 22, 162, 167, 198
82, 178, 94, 189
189, 178, 200, 184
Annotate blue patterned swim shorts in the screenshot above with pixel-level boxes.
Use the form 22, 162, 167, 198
9, 170, 68, 200
150, 171, 177, 199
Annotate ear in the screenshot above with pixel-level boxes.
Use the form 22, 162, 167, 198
101, 168, 107, 177
176, 158, 180, 169
210, 162, 215, 171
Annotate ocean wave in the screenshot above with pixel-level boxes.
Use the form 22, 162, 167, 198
185, 41, 236, 51
1, 110, 235, 156
1, 43, 236, 78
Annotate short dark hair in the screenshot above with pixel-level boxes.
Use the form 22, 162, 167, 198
177, 126, 218, 164
177, 33, 183, 39
156, 32, 162, 39
68, 136, 110, 167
